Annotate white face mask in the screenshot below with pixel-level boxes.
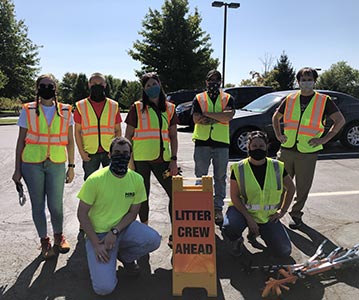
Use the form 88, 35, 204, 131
300, 81, 314, 92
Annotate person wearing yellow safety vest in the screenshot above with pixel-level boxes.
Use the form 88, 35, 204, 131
12, 74, 75, 260
74, 72, 122, 181
222, 131, 295, 257
192, 70, 235, 225
272, 67, 345, 230
125, 72, 179, 246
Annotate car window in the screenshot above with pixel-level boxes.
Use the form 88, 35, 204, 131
243, 94, 284, 112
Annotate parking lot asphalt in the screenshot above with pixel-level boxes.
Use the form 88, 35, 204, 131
1, 123, 359, 300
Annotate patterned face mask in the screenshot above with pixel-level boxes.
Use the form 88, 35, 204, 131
109, 154, 130, 176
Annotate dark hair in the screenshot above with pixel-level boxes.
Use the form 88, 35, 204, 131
296, 67, 318, 82
140, 72, 167, 112
35, 73, 61, 117
247, 130, 268, 146
109, 137, 132, 154
206, 69, 221, 81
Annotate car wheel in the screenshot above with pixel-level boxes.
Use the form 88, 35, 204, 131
340, 121, 359, 149
231, 128, 256, 156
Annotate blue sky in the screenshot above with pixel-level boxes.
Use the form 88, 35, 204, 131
13, 0, 359, 89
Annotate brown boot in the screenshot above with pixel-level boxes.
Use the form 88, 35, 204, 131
54, 233, 70, 254
40, 237, 55, 259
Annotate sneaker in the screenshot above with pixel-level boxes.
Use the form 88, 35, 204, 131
40, 237, 55, 259
247, 232, 266, 250
214, 209, 224, 226
289, 217, 303, 230
123, 261, 140, 276
227, 237, 244, 257
54, 233, 70, 253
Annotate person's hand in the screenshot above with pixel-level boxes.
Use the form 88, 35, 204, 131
80, 151, 91, 162
65, 168, 75, 183
103, 232, 117, 252
308, 137, 325, 147
246, 218, 260, 237
269, 209, 286, 223
94, 240, 110, 263
12, 170, 22, 184
169, 160, 178, 176
276, 134, 287, 144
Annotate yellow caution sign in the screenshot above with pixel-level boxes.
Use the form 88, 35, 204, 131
172, 176, 217, 298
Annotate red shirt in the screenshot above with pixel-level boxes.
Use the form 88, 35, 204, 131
74, 98, 122, 153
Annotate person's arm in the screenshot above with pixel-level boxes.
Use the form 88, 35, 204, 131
192, 99, 217, 125
168, 124, 178, 176
269, 174, 295, 222
66, 125, 75, 183
114, 123, 122, 137
308, 111, 345, 147
12, 127, 27, 183
203, 108, 234, 123
77, 201, 109, 262
230, 179, 260, 237
272, 110, 287, 144
74, 123, 90, 161
125, 124, 136, 170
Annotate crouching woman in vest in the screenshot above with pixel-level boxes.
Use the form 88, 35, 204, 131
222, 131, 295, 257
12, 74, 75, 259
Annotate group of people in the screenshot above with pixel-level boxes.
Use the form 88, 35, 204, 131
12, 67, 345, 295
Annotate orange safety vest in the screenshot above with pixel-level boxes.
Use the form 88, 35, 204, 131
282, 91, 327, 153
132, 101, 175, 161
22, 102, 71, 163
75, 98, 118, 154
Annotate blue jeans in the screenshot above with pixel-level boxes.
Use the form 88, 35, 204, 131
83, 152, 110, 180
222, 206, 292, 257
85, 221, 161, 296
21, 160, 66, 238
194, 146, 229, 210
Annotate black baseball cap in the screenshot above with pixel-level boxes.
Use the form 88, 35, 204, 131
206, 69, 221, 81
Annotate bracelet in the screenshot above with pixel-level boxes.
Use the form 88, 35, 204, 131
170, 156, 177, 161
68, 164, 75, 168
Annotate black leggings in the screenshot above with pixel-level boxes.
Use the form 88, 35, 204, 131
134, 161, 172, 223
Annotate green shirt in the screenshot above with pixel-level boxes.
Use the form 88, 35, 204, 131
77, 167, 146, 233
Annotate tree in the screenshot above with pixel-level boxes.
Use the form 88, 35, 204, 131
272, 51, 295, 90
105, 75, 123, 102
72, 73, 89, 102
316, 61, 359, 97
129, 0, 218, 92
58, 73, 78, 105
120, 81, 142, 108
0, 0, 40, 100
0, 70, 9, 90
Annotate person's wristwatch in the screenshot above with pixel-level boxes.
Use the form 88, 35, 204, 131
111, 228, 119, 236
170, 156, 177, 161
68, 164, 75, 168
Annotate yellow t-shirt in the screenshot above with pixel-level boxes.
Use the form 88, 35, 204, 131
77, 167, 146, 233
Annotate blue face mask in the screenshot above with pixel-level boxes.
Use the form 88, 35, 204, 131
145, 85, 161, 99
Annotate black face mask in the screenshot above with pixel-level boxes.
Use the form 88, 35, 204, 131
207, 81, 220, 100
90, 85, 106, 102
248, 149, 267, 161
109, 154, 130, 176
38, 87, 55, 100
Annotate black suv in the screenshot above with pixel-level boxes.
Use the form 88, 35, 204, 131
175, 86, 274, 127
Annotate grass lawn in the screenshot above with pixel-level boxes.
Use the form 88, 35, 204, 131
0, 118, 18, 125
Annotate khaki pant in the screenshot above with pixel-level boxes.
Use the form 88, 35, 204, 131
277, 148, 318, 219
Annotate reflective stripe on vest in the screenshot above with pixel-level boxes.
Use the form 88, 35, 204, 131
22, 102, 71, 163
76, 98, 118, 153
282, 92, 327, 153
230, 158, 284, 224
192, 91, 230, 144
132, 101, 175, 161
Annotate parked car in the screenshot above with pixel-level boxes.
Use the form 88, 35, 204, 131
175, 86, 274, 127
167, 89, 204, 106
229, 90, 359, 156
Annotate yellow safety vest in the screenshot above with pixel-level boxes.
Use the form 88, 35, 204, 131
192, 91, 230, 144
230, 158, 284, 224
22, 102, 71, 163
132, 101, 175, 161
76, 98, 118, 154
282, 91, 327, 153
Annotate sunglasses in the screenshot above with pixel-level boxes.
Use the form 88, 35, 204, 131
39, 83, 55, 90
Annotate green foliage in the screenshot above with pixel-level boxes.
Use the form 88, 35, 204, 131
129, 0, 218, 92
0, 70, 9, 90
240, 79, 257, 86
272, 51, 295, 90
73, 73, 89, 103
0, 0, 40, 100
120, 81, 143, 108
58, 73, 78, 105
316, 61, 359, 97
224, 83, 235, 88
105, 75, 123, 102
0, 97, 22, 112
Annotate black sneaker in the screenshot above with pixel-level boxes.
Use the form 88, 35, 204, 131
247, 232, 266, 250
123, 261, 140, 276
214, 209, 224, 226
289, 217, 303, 230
